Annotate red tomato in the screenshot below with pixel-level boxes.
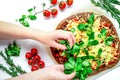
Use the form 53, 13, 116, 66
54, 53, 60, 58
108, 59, 116, 65
51, 0, 57, 5
73, 18, 79, 21
103, 22, 109, 27
33, 55, 41, 63
92, 67, 95, 70
25, 52, 32, 59
67, 0, 73, 6
59, 1, 66, 10
51, 8, 58, 16
31, 48, 38, 56
58, 57, 64, 63
116, 49, 119, 53
43, 10, 50, 18
31, 66, 38, 71
28, 59, 34, 65
37, 61, 45, 68
111, 43, 116, 48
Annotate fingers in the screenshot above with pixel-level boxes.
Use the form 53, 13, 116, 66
69, 32, 76, 47
65, 72, 76, 80
56, 30, 76, 48
55, 65, 65, 71
69, 32, 76, 44
51, 41, 67, 50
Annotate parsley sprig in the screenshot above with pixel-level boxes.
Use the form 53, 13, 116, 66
0, 41, 26, 77
90, 0, 120, 28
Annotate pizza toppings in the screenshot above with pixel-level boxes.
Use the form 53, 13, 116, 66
51, 12, 119, 80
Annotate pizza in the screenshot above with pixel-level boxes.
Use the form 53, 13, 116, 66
50, 12, 120, 77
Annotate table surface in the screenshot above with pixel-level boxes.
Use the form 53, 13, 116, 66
0, 0, 120, 80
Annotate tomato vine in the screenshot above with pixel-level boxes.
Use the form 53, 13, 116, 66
16, 0, 74, 27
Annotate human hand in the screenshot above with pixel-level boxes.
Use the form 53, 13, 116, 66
35, 30, 76, 50
39, 64, 76, 80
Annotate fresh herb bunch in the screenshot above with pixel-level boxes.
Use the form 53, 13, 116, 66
5, 41, 21, 56
90, 0, 120, 28
0, 64, 18, 77
0, 41, 26, 77
64, 57, 92, 80
17, 3, 54, 27
0, 51, 26, 76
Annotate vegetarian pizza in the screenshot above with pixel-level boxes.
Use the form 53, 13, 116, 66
50, 12, 120, 80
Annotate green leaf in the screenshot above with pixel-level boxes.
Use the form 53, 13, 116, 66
72, 43, 80, 52
80, 72, 85, 80
60, 51, 66, 56
5, 41, 21, 57
64, 62, 74, 70
59, 40, 66, 44
28, 8, 33, 13
70, 28, 75, 33
98, 48, 102, 57
88, 39, 99, 46
97, 48, 102, 67
82, 60, 90, 67
79, 41, 84, 46
83, 48, 89, 55
110, 0, 120, 5
87, 13, 94, 25
68, 57, 75, 66
100, 28, 107, 36
77, 24, 87, 31
87, 55, 95, 59
76, 57, 82, 63
28, 15, 37, 20
21, 20, 29, 27
22, 15, 26, 19
90, 0, 101, 6
86, 68, 92, 74
105, 36, 114, 46
87, 31, 95, 40
75, 62, 83, 71
64, 69, 74, 74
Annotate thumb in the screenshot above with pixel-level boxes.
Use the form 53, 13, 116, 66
65, 72, 76, 80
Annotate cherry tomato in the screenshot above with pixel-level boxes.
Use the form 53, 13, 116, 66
51, 0, 57, 5
31, 48, 38, 56
67, 0, 73, 6
43, 10, 50, 18
51, 8, 58, 16
33, 55, 41, 63
25, 52, 32, 59
37, 61, 45, 68
28, 59, 34, 65
59, 1, 66, 10
31, 66, 38, 71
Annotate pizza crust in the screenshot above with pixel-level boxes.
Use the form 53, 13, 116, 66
50, 12, 120, 75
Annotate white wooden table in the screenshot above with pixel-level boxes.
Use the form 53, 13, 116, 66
0, 0, 120, 80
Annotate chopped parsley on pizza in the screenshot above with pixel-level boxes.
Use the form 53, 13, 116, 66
50, 12, 120, 80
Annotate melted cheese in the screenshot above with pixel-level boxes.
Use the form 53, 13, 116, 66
66, 14, 118, 66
